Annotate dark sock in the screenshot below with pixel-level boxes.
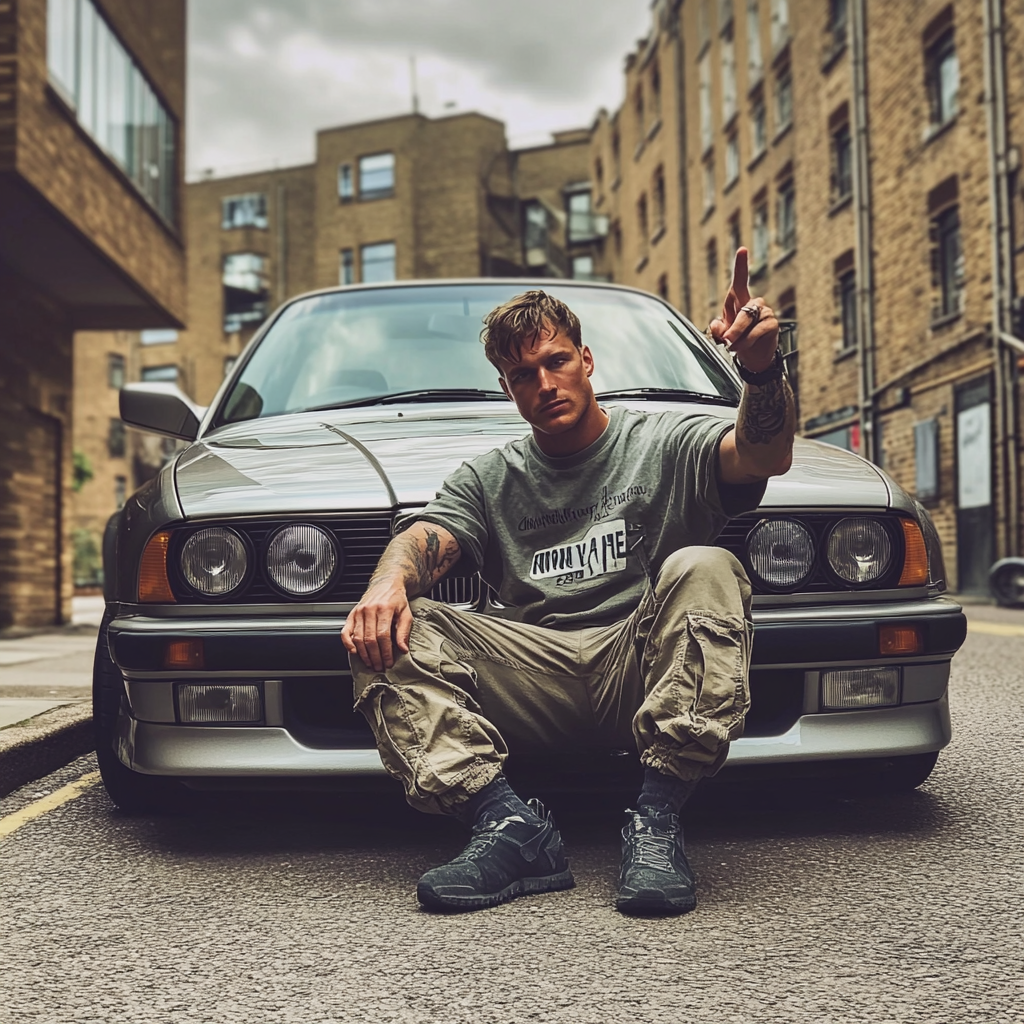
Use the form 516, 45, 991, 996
452, 775, 541, 828
637, 766, 699, 817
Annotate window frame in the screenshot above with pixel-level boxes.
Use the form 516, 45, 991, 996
108, 353, 125, 389
358, 152, 395, 201
926, 28, 959, 128
221, 193, 268, 230
360, 240, 397, 283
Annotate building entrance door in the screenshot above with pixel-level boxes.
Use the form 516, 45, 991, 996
954, 375, 994, 595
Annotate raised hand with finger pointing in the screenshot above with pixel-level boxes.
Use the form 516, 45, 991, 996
707, 247, 780, 377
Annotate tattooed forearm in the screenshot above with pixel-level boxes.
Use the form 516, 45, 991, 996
739, 374, 793, 445
368, 525, 461, 597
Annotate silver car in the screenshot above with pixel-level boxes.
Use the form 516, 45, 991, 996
97, 280, 966, 811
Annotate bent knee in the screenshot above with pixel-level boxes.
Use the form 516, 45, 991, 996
657, 545, 744, 586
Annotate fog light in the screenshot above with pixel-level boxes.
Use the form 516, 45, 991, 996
177, 684, 262, 723
821, 668, 900, 709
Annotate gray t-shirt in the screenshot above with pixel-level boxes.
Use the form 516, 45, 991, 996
411, 406, 766, 629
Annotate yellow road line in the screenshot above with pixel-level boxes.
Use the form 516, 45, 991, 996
0, 770, 100, 841
966, 621, 1024, 637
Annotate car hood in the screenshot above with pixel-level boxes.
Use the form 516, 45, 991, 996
175, 403, 891, 518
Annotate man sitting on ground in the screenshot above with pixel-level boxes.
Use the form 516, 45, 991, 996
342, 249, 795, 915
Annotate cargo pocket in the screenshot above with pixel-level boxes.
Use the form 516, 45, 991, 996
687, 614, 751, 746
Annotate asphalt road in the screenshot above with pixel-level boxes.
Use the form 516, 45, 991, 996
1, 615, 1022, 1023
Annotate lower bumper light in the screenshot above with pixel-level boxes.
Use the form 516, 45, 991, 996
821, 668, 900, 710
177, 684, 262, 724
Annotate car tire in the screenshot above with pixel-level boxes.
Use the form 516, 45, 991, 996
844, 751, 940, 797
93, 611, 187, 814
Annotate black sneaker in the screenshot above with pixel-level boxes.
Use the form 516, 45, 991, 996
615, 808, 697, 916
417, 799, 574, 912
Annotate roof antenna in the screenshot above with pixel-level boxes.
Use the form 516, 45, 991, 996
410, 54, 420, 115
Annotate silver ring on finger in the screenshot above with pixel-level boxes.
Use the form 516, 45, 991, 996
739, 304, 761, 321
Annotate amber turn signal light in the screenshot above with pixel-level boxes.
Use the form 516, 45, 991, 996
164, 639, 205, 670
898, 519, 929, 586
139, 530, 175, 603
879, 624, 923, 655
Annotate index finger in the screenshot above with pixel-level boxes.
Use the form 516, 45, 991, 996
729, 247, 750, 307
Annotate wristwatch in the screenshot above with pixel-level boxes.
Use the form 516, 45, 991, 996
733, 349, 785, 386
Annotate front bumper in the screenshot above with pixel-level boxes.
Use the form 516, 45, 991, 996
108, 596, 964, 778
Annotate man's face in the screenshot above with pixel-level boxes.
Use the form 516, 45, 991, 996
497, 322, 596, 435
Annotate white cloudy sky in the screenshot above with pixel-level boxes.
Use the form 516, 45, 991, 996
186, 0, 652, 179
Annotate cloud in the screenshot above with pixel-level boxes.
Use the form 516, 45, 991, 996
186, 0, 651, 177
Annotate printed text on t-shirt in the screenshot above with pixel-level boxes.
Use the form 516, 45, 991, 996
529, 518, 628, 581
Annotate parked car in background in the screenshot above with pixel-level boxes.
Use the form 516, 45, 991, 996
96, 280, 967, 811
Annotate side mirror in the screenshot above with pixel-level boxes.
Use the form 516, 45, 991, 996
119, 383, 207, 441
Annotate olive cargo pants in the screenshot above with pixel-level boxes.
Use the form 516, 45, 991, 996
351, 546, 754, 815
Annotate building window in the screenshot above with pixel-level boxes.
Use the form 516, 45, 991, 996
926, 27, 959, 127
657, 273, 670, 300
114, 476, 127, 510
703, 158, 715, 213
224, 356, 237, 378
914, 418, 940, 502
725, 133, 740, 187
634, 85, 645, 144
141, 365, 178, 382
568, 190, 603, 243
572, 255, 596, 281
361, 241, 396, 283
836, 258, 857, 350
652, 168, 666, 235
638, 194, 649, 247
752, 199, 769, 271
727, 212, 742, 266
706, 238, 719, 310
747, 0, 763, 83
221, 193, 267, 230
699, 53, 713, 153
751, 91, 767, 158
829, 0, 849, 49
776, 178, 796, 253
718, 0, 734, 31
650, 61, 662, 119
338, 163, 354, 201
107, 418, 126, 458
770, 0, 789, 52
612, 220, 622, 257
774, 64, 793, 133
931, 205, 964, 319
46, 0, 177, 223
359, 153, 395, 200
222, 253, 269, 333
140, 328, 178, 345
108, 353, 125, 389
594, 157, 604, 188
831, 116, 852, 203
721, 36, 737, 124
612, 130, 621, 180
698, 0, 711, 49
339, 248, 355, 285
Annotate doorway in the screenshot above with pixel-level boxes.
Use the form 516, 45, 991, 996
954, 375, 994, 595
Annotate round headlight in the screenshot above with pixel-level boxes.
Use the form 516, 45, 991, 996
266, 524, 338, 596
827, 517, 892, 584
747, 518, 815, 589
180, 527, 248, 596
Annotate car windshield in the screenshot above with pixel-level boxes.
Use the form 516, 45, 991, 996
214, 283, 739, 425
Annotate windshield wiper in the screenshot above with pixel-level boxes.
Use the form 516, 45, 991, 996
596, 388, 736, 406
306, 388, 509, 411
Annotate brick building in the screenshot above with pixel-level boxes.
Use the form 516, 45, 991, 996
592, 0, 1024, 593
1, 0, 186, 628
71, 111, 602, 582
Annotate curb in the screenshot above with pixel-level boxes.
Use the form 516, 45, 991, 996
0, 703, 94, 798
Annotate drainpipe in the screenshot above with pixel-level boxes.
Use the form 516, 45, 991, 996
670, 0, 692, 314
850, 0, 877, 462
982, 0, 1019, 557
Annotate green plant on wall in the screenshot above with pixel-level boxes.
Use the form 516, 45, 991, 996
73, 450, 94, 492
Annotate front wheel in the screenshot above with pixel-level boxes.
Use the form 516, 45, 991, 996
93, 612, 187, 814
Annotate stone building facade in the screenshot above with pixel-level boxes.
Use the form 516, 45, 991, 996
71, 111, 600, 585
2, 0, 186, 628
592, 0, 1024, 594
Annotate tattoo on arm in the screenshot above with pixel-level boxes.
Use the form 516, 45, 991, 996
368, 527, 460, 597
739, 375, 792, 445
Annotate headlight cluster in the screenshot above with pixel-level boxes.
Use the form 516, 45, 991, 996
746, 516, 895, 591
179, 524, 340, 598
